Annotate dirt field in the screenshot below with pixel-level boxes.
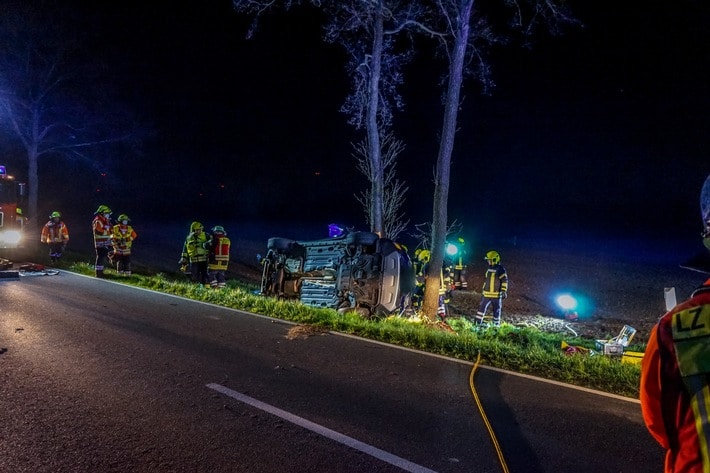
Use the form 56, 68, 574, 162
444, 242, 705, 343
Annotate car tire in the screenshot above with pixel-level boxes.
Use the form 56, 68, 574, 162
267, 237, 295, 252
347, 232, 378, 247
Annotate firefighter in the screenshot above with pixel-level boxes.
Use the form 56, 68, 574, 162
450, 236, 468, 290
40, 211, 69, 263
180, 221, 210, 285
412, 248, 451, 320
412, 249, 430, 308
640, 229, 710, 470
475, 250, 509, 326
206, 225, 231, 288
110, 214, 137, 276
92, 205, 113, 278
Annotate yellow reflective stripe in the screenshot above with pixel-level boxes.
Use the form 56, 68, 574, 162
690, 384, 710, 473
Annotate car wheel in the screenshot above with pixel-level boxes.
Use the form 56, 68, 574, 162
267, 237, 295, 252
347, 232, 378, 247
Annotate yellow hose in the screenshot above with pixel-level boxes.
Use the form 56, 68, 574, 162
469, 352, 510, 473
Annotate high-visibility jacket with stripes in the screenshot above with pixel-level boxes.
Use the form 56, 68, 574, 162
207, 235, 231, 271
41, 220, 69, 244
111, 224, 137, 256
481, 264, 508, 298
641, 279, 710, 473
182, 231, 209, 263
92, 215, 112, 248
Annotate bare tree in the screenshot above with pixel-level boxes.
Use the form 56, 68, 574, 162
0, 3, 135, 229
233, 0, 424, 237
416, 0, 576, 321
353, 130, 409, 240
411, 220, 461, 252
232, 0, 575, 320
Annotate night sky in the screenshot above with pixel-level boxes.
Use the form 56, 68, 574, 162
3, 0, 710, 249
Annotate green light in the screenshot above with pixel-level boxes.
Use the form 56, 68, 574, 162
445, 243, 459, 256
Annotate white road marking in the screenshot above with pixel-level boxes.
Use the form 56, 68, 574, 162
206, 383, 438, 473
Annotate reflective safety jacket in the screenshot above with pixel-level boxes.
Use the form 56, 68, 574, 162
111, 224, 137, 256
41, 220, 69, 244
92, 215, 113, 248
207, 234, 231, 271
640, 279, 710, 473
481, 264, 508, 298
182, 231, 209, 263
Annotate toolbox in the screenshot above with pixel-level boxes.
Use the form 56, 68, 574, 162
595, 325, 637, 357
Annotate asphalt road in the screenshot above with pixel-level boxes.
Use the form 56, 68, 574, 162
0, 271, 663, 472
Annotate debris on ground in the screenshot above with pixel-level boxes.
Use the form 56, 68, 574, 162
286, 324, 328, 340
18, 263, 59, 276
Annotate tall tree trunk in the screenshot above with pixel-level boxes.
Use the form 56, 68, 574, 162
366, 5, 385, 237
422, 0, 473, 320
27, 149, 39, 230
27, 106, 40, 232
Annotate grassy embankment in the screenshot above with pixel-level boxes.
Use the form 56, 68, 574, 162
37, 243, 645, 400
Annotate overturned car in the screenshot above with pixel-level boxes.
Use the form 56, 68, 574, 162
259, 231, 415, 317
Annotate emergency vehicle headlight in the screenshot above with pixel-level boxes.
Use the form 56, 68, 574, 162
0, 230, 21, 245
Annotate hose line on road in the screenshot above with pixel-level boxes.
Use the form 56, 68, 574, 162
469, 352, 510, 473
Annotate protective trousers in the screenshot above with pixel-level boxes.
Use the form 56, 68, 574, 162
475, 296, 502, 326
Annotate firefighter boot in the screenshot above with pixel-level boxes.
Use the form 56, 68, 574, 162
95, 269, 104, 278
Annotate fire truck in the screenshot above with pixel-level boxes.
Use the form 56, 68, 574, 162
0, 165, 27, 252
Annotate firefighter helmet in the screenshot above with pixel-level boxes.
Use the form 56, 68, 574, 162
50, 211, 61, 218
95, 204, 112, 215
211, 225, 226, 235
117, 214, 130, 222
415, 248, 431, 263
190, 221, 203, 232
484, 250, 501, 264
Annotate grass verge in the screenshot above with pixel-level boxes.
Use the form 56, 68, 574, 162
59, 259, 643, 399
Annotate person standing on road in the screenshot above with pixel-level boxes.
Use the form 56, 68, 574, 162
180, 221, 210, 285
92, 205, 113, 278
206, 225, 230, 288
474, 250, 509, 327
110, 214, 138, 276
40, 211, 69, 263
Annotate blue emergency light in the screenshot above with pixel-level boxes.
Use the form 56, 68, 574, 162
556, 294, 578, 311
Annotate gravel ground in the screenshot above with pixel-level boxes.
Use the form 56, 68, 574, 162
445, 241, 708, 343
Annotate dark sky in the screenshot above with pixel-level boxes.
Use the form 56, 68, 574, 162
5, 0, 710, 246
